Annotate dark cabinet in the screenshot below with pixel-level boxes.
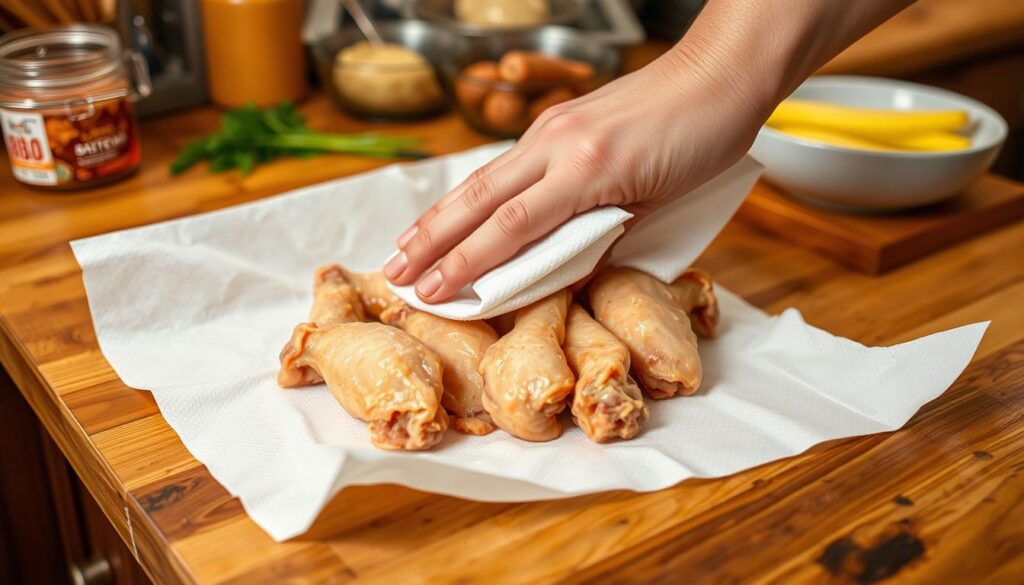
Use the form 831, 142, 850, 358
0, 369, 150, 585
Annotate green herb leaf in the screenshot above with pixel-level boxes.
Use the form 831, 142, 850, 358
169, 102, 426, 175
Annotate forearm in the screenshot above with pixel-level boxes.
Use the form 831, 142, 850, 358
659, 0, 916, 119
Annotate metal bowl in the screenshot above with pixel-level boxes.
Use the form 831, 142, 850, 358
410, 0, 584, 36
440, 26, 620, 138
312, 20, 464, 120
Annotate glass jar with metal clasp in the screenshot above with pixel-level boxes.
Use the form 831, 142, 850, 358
0, 24, 151, 191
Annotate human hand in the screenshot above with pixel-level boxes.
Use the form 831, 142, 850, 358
384, 48, 765, 301
383, 0, 914, 303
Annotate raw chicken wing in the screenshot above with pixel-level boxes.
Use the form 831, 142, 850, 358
309, 264, 366, 326
588, 267, 718, 399
339, 266, 401, 319
278, 321, 448, 450
480, 290, 575, 441
278, 263, 366, 386
381, 300, 499, 435
278, 266, 447, 450
663, 269, 719, 339
564, 304, 648, 442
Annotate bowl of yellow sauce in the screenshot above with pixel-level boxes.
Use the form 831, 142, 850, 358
313, 20, 463, 120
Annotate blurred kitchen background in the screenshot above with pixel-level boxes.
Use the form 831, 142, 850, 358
0, 0, 1020, 179
2, 2, 1023, 584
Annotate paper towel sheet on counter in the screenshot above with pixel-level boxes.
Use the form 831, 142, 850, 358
71, 143, 988, 541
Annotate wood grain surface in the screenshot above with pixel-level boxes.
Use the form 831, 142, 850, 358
820, 0, 1024, 76
2, 34, 1023, 585
737, 177, 1024, 274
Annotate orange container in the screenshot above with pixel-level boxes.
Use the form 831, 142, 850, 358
201, 0, 307, 108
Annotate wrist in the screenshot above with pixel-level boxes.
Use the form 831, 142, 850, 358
657, 9, 793, 124
657, 0, 841, 123
660, 0, 917, 118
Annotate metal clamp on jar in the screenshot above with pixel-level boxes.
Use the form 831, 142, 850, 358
0, 25, 151, 191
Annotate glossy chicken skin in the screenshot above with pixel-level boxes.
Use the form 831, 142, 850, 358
480, 289, 575, 441
278, 321, 448, 450
588, 267, 718, 399
278, 264, 367, 387
663, 269, 719, 339
309, 264, 367, 326
278, 265, 447, 450
339, 266, 401, 320
563, 304, 648, 442
381, 301, 499, 435
338, 269, 500, 435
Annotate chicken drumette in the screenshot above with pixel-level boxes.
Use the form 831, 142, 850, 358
480, 289, 575, 441
277, 265, 448, 450
588, 267, 718, 399
381, 300, 499, 435
564, 303, 648, 442
338, 266, 401, 320
308, 264, 366, 326
340, 269, 500, 435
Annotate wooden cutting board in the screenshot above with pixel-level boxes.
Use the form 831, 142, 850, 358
736, 175, 1024, 273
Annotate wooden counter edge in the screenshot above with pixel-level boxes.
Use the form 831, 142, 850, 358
0, 311, 196, 585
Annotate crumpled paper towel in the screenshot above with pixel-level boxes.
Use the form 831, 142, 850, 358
71, 143, 988, 541
390, 145, 764, 319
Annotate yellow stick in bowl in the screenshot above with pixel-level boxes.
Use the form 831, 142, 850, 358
772, 125, 896, 152
768, 99, 969, 137
875, 132, 972, 152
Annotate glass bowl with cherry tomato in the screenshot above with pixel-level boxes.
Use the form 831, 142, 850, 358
440, 27, 619, 138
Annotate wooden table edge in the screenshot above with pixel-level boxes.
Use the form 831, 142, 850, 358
0, 310, 197, 585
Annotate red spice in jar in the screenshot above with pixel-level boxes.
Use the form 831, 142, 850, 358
0, 25, 150, 190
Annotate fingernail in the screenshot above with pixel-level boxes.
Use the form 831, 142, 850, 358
396, 225, 418, 248
383, 251, 407, 279
416, 269, 443, 298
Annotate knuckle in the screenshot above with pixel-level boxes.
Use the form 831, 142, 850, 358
534, 104, 564, 128
442, 246, 473, 277
544, 111, 586, 134
462, 169, 498, 211
420, 207, 439, 224
407, 225, 435, 256
493, 198, 532, 238
571, 135, 610, 175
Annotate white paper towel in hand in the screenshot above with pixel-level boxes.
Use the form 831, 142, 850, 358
390, 145, 763, 319
71, 142, 988, 541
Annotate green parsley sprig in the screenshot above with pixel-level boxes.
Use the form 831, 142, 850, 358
170, 102, 428, 175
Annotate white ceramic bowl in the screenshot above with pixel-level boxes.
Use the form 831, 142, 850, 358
749, 76, 1008, 211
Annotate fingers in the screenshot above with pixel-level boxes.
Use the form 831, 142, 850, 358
390, 107, 567, 253
386, 153, 546, 286
414, 172, 582, 303
395, 148, 523, 249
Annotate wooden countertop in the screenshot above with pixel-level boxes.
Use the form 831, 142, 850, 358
821, 0, 1024, 76
630, 0, 1024, 78
2, 26, 1024, 585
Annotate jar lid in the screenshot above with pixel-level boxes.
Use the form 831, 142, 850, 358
0, 24, 123, 91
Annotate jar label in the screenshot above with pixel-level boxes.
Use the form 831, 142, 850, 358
2, 99, 140, 189
1, 109, 58, 185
